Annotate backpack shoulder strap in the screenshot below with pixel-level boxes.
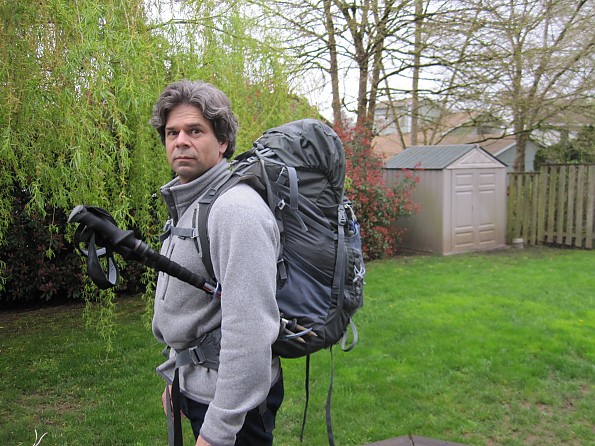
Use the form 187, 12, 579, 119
192, 147, 289, 283
194, 174, 244, 281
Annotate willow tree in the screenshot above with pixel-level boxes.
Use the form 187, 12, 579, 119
1, 0, 315, 257
1, 0, 172, 233
0, 0, 318, 338
147, 0, 319, 147
0, 0, 176, 339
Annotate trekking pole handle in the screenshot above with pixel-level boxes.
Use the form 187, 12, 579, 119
68, 205, 220, 297
68, 205, 135, 256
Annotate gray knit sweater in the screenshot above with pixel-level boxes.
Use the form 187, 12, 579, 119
152, 160, 281, 446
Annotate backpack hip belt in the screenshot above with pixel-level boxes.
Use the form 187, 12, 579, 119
169, 327, 222, 371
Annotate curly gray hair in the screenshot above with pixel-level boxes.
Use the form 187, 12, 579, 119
150, 80, 238, 159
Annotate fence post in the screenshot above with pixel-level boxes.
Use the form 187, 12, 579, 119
546, 166, 557, 244
529, 172, 539, 245
565, 166, 576, 246
507, 173, 518, 243
519, 173, 535, 245
556, 166, 567, 245
536, 166, 548, 244
518, 174, 526, 244
575, 165, 585, 248
586, 166, 595, 249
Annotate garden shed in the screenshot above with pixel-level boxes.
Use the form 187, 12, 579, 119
384, 144, 507, 255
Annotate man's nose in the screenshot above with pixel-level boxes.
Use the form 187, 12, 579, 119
175, 130, 191, 146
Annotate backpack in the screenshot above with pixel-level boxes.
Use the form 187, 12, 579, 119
192, 119, 365, 357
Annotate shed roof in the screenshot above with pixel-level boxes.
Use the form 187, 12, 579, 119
384, 144, 500, 169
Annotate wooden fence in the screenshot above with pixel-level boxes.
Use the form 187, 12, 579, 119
507, 164, 595, 249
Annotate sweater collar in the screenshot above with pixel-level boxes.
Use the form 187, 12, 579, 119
160, 160, 231, 224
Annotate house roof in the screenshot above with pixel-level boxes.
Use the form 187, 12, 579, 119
372, 129, 514, 160
384, 144, 501, 169
439, 134, 516, 156
478, 137, 516, 156
374, 132, 543, 161
373, 133, 407, 157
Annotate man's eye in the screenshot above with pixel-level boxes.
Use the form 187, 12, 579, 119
190, 128, 201, 135
166, 130, 178, 137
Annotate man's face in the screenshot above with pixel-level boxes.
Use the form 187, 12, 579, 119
164, 104, 228, 184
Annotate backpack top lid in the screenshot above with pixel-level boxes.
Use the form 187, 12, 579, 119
254, 119, 346, 203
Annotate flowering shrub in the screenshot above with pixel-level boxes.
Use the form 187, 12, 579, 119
336, 124, 419, 260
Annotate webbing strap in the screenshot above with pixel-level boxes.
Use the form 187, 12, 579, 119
170, 226, 196, 239
282, 165, 307, 231
195, 201, 215, 282
341, 319, 359, 352
174, 330, 221, 372
166, 330, 221, 446
175, 347, 219, 371
170, 370, 184, 446
84, 232, 119, 290
286, 166, 299, 213
195, 175, 243, 281
160, 221, 197, 242
332, 205, 347, 308
326, 347, 336, 446
299, 351, 337, 445
299, 351, 337, 446
299, 355, 311, 443
165, 380, 174, 445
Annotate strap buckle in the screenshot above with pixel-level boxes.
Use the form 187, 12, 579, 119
188, 345, 207, 366
338, 206, 347, 226
160, 220, 172, 243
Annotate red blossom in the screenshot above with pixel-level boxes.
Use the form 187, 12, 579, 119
336, 123, 419, 259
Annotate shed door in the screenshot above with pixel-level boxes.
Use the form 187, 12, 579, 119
451, 169, 500, 253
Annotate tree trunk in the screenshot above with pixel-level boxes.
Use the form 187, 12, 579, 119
410, 0, 423, 145
514, 131, 528, 172
323, 0, 342, 126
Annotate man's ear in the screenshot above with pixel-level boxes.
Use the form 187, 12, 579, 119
219, 139, 229, 155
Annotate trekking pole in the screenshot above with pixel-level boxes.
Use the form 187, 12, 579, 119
68, 205, 311, 341
68, 205, 220, 297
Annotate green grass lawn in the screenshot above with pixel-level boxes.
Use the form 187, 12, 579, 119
1, 246, 593, 446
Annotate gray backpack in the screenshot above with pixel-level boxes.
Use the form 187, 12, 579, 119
193, 119, 365, 358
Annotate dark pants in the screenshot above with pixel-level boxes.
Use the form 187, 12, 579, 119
180, 372, 284, 446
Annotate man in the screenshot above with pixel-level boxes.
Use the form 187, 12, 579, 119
150, 80, 283, 446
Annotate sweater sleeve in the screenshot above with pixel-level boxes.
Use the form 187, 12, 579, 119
199, 184, 280, 446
